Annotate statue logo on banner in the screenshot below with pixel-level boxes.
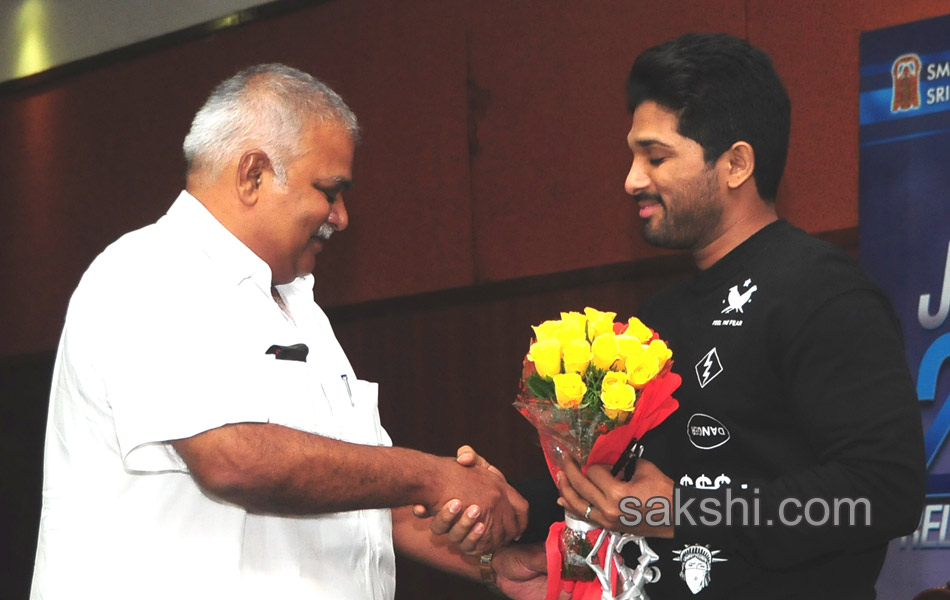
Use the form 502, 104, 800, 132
892, 53, 922, 112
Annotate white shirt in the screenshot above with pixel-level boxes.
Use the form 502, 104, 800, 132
30, 191, 396, 600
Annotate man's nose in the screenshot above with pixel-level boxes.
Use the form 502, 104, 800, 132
625, 159, 650, 196
329, 197, 348, 231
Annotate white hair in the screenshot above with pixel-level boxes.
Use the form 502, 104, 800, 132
182, 63, 359, 185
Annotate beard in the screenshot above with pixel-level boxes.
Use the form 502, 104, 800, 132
639, 168, 722, 251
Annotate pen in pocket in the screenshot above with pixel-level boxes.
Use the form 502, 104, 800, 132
341, 374, 353, 404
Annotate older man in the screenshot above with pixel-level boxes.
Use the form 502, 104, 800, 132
30, 64, 539, 600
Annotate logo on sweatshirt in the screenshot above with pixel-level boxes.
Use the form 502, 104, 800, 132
695, 347, 723, 388
713, 278, 757, 327
673, 544, 728, 594
679, 473, 732, 490
687, 413, 731, 449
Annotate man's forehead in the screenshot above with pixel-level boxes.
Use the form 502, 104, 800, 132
295, 120, 355, 167
628, 101, 688, 147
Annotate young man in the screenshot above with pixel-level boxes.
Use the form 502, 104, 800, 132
554, 33, 926, 598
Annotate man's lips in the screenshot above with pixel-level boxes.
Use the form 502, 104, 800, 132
636, 195, 663, 219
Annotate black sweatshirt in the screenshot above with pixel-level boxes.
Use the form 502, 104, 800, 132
632, 220, 927, 598
515, 220, 925, 599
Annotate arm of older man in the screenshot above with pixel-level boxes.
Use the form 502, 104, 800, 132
170, 423, 527, 548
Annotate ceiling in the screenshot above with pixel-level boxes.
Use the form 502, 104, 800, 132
0, 0, 275, 84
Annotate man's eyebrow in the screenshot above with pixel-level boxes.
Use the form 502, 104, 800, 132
633, 138, 674, 149
315, 176, 354, 190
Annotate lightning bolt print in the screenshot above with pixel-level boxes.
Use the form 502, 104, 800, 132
695, 347, 723, 388
702, 352, 715, 381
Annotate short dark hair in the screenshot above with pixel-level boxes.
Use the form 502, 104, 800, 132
626, 33, 791, 200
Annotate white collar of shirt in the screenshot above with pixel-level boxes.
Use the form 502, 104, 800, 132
165, 190, 315, 299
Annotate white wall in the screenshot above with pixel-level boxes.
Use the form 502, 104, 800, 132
0, 0, 275, 83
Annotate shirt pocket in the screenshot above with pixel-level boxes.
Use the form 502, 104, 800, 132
263, 359, 341, 438
339, 380, 392, 447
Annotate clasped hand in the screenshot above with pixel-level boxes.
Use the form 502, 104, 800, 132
413, 445, 528, 554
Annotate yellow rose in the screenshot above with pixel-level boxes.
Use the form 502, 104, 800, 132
562, 339, 592, 374
602, 370, 629, 387
553, 372, 587, 408
625, 317, 653, 343
601, 379, 636, 420
616, 335, 647, 370
591, 333, 620, 370
647, 339, 672, 370
531, 320, 561, 343
584, 307, 617, 339
527, 339, 562, 379
628, 354, 660, 388
557, 311, 589, 345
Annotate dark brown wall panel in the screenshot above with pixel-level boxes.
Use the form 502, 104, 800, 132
292, 0, 475, 308
747, 0, 950, 231
465, 0, 746, 284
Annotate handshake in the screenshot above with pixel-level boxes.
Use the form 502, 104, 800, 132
412, 445, 529, 554
404, 446, 575, 600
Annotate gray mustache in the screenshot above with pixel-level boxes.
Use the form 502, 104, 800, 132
314, 223, 335, 241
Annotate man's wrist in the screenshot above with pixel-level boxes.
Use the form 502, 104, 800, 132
479, 552, 504, 596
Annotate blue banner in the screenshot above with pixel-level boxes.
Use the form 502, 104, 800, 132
859, 13, 950, 594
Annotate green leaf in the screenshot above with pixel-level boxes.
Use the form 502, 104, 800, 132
581, 365, 606, 408
526, 373, 556, 400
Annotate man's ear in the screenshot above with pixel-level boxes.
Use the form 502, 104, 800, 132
236, 150, 270, 206
723, 141, 755, 191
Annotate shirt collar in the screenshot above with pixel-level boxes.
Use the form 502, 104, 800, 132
164, 190, 315, 296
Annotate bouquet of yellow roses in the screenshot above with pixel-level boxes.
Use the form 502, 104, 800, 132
514, 307, 680, 600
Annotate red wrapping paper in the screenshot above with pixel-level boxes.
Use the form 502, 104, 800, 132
535, 371, 681, 600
